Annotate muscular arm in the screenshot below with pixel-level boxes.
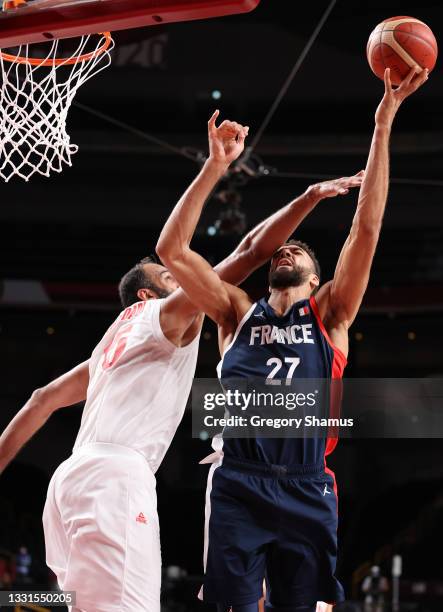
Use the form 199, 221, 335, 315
157, 114, 249, 338
156, 154, 249, 341
164, 246, 252, 327
0, 360, 89, 473
319, 126, 390, 336
158, 112, 363, 338
160, 161, 362, 285
317, 67, 429, 350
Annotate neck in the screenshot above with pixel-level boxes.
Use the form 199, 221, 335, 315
267, 286, 311, 316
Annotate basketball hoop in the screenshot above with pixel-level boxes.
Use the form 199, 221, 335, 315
0, 21, 114, 181
0, 0, 260, 182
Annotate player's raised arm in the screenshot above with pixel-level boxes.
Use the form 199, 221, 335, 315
156, 109, 248, 276
157, 111, 363, 331
157, 110, 364, 285
317, 67, 429, 346
0, 360, 89, 473
217, 169, 364, 285
157, 111, 252, 326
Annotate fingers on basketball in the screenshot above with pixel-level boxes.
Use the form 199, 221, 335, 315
399, 66, 428, 95
401, 66, 418, 89
411, 67, 429, 90
384, 68, 392, 92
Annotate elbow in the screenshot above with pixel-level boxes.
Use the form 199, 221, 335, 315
30, 387, 45, 406
30, 387, 52, 418
155, 241, 191, 268
155, 239, 185, 266
155, 238, 168, 261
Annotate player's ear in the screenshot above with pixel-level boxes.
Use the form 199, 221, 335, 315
137, 288, 157, 301
310, 274, 320, 292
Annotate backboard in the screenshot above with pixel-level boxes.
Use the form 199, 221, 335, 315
0, 0, 261, 47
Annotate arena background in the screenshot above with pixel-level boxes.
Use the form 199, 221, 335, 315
0, 1, 443, 610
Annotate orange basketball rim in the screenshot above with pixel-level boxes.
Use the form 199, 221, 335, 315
1, 0, 112, 65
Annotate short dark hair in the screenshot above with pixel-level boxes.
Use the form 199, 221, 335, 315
118, 256, 158, 308
284, 239, 321, 291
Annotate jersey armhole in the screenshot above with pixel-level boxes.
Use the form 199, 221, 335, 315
154, 299, 202, 353
309, 295, 347, 375
216, 302, 257, 378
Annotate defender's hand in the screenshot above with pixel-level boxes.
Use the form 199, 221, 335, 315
307, 171, 365, 200
375, 66, 429, 128
208, 110, 249, 166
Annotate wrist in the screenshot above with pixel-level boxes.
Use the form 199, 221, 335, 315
375, 108, 397, 131
374, 122, 392, 137
205, 157, 230, 176
302, 184, 323, 207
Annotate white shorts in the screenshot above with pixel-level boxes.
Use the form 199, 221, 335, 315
43, 443, 161, 612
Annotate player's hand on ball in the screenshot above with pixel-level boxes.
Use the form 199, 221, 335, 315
308, 170, 365, 200
375, 66, 429, 128
208, 110, 249, 166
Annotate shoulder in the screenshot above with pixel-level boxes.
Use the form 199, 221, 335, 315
313, 281, 332, 320
311, 282, 349, 359
223, 283, 253, 318
218, 286, 255, 354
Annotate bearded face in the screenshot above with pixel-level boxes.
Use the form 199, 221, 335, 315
149, 284, 173, 299
268, 245, 318, 290
269, 264, 311, 289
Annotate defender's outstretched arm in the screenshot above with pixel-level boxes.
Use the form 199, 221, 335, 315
156, 114, 251, 332
157, 110, 249, 289
157, 110, 363, 284
319, 67, 429, 345
0, 360, 89, 473
157, 112, 363, 327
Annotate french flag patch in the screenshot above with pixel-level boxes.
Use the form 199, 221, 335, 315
298, 306, 309, 316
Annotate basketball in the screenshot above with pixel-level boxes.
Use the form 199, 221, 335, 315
367, 16, 438, 85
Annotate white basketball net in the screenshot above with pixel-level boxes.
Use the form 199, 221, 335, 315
0, 33, 114, 182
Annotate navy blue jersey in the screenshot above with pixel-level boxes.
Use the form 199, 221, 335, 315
217, 296, 346, 466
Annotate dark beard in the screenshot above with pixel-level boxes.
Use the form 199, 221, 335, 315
268, 265, 310, 289
146, 282, 172, 299
153, 286, 172, 299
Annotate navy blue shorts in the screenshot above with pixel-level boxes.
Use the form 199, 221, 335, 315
202, 456, 344, 609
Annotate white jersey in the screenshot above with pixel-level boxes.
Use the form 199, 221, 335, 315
73, 299, 200, 474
